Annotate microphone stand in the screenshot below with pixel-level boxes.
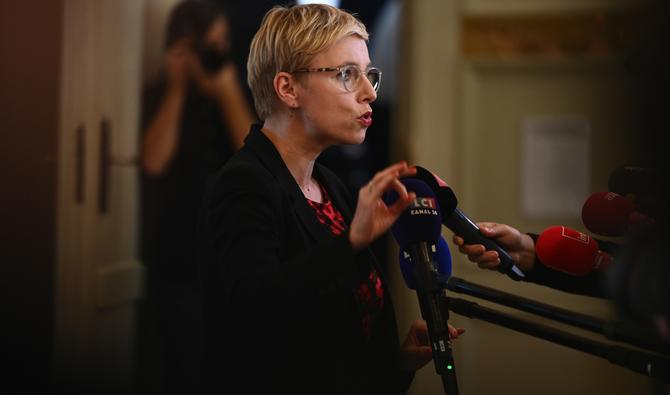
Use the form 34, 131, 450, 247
444, 295, 670, 382
444, 277, 669, 355
409, 242, 458, 394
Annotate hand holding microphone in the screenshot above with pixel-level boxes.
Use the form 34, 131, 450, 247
452, 222, 536, 273
455, 224, 612, 277
411, 166, 525, 278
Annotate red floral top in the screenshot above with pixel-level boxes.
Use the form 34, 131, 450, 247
306, 187, 384, 339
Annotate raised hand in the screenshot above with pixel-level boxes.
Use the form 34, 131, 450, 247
348, 161, 416, 252
164, 38, 191, 89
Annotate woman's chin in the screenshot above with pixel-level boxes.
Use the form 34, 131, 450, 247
349, 129, 367, 145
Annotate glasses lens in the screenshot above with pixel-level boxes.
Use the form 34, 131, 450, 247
341, 65, 360, 92
340, 66, 381, 92
366, 68, 381, 92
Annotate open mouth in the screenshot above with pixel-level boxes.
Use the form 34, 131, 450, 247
358, 111, 373, 126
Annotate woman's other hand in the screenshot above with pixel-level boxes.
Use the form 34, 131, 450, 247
399, 320, 465, 371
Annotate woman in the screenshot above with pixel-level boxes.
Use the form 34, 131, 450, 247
197, 4, 462, 394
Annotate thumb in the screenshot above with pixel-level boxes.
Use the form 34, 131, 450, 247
478, 222, 499, 237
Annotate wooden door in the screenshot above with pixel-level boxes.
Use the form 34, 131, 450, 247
54, 0, 144, 392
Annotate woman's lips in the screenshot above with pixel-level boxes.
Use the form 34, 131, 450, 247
358, 111, 373, 127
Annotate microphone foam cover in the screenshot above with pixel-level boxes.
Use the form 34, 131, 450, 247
413, 166, 458, 218
581, 192, 635, 237
385, 178, 442, 248
399, 235, 452, 289
415, 166, 446, 189
536, 226, 599, 276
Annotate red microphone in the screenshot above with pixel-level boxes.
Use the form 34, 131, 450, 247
581, 192, 654, 237
536, 226, 612, 276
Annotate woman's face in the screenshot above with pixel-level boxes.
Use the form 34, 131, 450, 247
205, 16, 231, 54
295, 35, 377, 147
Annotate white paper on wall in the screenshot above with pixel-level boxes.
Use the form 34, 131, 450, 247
521, 116, 591, 218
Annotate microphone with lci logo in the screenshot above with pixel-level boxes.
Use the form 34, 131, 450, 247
385, 178, 459, 394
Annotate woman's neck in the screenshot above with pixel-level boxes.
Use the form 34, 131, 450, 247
261, 118, 323, 200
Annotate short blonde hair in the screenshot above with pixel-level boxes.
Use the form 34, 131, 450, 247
247, 4, 368, 120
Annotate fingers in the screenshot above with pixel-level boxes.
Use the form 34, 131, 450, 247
365, 161, 415, 196
418, 346, 433, 358
450, 221, 510, 270
454, 239, 500, 269
368, 171, 407, 199
412, 320, 430, 345
412, 319, 428, 332
448, 325, 466, 340
477, 222, 499, 237
477, 258, 500, 270
362, 162, 416, 211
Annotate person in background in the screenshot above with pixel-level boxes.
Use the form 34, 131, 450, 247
138, 1, 255, 394
197, 4, 463, 394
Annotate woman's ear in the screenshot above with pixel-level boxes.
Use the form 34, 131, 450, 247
273, 71, 299, 109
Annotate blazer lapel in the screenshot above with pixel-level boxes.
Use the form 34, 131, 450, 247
245, 126, 331, 243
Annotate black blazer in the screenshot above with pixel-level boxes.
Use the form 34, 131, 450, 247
198, 125, 413, 394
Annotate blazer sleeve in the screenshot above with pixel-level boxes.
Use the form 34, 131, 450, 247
514, 233, 607, 298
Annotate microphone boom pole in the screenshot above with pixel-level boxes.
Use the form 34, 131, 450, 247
445, 295, 670, 382
409, 242, 458, 394
444, 277, 670, 355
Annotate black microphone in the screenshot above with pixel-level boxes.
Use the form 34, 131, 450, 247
413, 166, 525, 279
386, 178, 458, 394
608, 164, 660, 216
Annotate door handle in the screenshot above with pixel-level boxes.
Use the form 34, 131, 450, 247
99, 118, 110, 214
75, 124, 85, 204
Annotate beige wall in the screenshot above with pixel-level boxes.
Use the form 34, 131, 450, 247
395, 0, 660, 394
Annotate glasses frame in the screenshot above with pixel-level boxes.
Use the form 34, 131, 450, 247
291, 64, 382, 93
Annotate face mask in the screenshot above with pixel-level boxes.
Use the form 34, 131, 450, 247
198, 47, 231, 74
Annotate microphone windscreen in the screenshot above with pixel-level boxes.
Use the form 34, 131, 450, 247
536, 226, 599, 276
415, 166, 445, 188
399, 235, 452, 289
581, 192, 635, 237
385, 178, 442, 247
413, 166, 458, 217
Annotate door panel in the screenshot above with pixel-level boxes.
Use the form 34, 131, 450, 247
54, 1, 144, 392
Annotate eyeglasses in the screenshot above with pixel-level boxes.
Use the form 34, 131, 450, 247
291, 64, 382, 93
